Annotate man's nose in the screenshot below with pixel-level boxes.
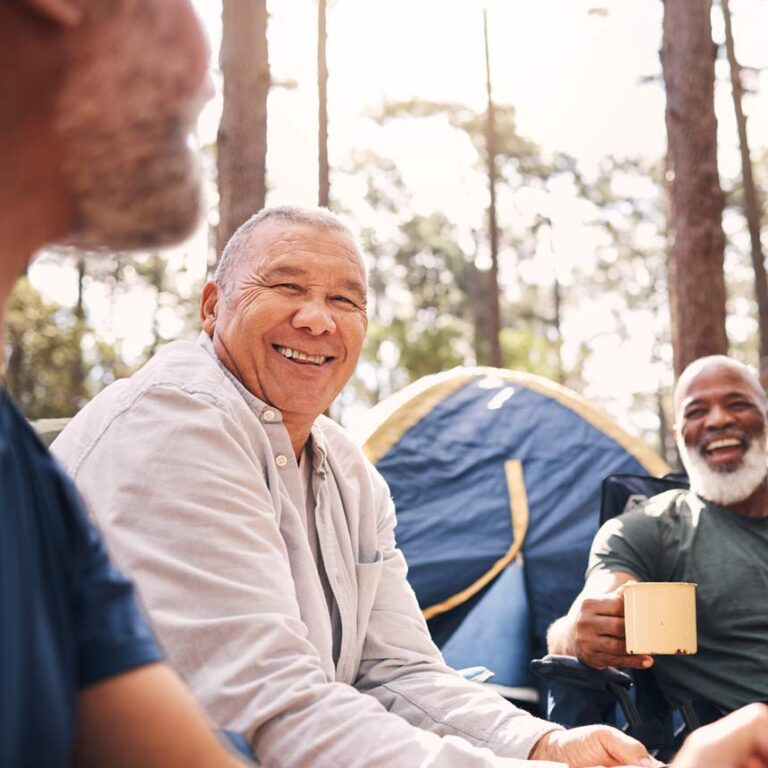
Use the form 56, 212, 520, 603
704, 403, 736, 430
292, 298, 336, 335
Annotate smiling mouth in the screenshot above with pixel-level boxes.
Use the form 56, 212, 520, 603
274, 345, 332, 365
703, 437, 745, 457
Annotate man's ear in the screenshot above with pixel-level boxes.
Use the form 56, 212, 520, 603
200, 281, 219, 336
24, 0, 85, 27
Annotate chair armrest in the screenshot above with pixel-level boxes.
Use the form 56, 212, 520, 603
531, 655, 642, 730
530, 654, 634, 691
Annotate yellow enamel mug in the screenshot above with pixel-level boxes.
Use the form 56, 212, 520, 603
624, 582, 697, 655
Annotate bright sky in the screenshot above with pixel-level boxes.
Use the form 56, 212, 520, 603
196, 0, 670, 213
30, 0, 768, 437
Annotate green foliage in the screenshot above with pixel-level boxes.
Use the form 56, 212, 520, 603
717, 150, 768, 371
581, 156, 669, 327
343, 128, 571, 399
395, 213, 472, 317
500, 326, 560, 380
5, 278, 90, 419
4, 273, 166, 419
367, 317, 466, 380
377, 98, 581, 188
371, 96, 586, 381
11, 245, 204, 419
360, 211, 476, 396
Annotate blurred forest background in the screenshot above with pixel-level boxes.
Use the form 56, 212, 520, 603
8, 0, 768, 465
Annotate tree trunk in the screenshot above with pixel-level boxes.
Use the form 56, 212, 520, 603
147, 253, 164, 358
73, 253, 87, 401
656, 385, 676, 467
661, 0, 728, 376
721, 0, 768, 385
318, 0, 330, 208
483, 9, 502, 368
468, 231, 489, 364
553, 270, 564, 383
6, 333, 23, 406
217, 0, 269, 255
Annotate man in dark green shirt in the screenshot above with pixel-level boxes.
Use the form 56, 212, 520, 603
548, 355, 768, 712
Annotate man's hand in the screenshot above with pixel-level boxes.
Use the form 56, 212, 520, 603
672, 703, 768, 768
572, 582, 653, 670
529, 725, 655, 767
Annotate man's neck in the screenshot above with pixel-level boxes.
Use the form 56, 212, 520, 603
0, 228, 35, 372
209, 331, 314, 461
286, 421, 312, 462
0, 125, 73, 368
0, 197, 69, 371
728, 478, 768, 519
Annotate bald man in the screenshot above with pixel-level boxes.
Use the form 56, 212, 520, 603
548, 355, 768, 716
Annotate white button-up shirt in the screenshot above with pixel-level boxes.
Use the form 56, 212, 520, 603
52, 334, 559, 767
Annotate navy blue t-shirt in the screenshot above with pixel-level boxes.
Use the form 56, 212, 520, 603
0, 389, 163, 766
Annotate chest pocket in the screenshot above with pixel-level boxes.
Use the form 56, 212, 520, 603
353, 552, 383, 664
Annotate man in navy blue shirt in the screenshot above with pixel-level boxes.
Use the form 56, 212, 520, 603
1, 1, 245, 765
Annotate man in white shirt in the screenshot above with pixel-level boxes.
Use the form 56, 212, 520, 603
54, 206, 653, 767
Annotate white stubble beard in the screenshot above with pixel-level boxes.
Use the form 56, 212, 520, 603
677, 433, 768, 506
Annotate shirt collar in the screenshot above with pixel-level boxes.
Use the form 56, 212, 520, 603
197, 331, 328, 472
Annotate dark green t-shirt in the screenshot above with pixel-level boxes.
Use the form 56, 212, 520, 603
587, 489, 768, 711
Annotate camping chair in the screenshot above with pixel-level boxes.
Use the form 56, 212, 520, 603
530, 471, 727, 760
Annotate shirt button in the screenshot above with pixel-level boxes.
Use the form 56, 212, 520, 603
275, 454, 289, 468
263, 409, 276, 422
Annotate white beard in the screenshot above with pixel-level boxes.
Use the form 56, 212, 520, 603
678, 434, 768, 506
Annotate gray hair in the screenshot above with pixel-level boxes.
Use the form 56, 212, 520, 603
214, 206, 360, 300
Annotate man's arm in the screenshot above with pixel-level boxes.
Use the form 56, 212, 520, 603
546, 570, 654, 670
55, 387, 577, 768
352, 474, 653, 768
547, 502, 665, 670
352, 484, 559, 759
74, 663, 246, 768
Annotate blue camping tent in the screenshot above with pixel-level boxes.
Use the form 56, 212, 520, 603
360, 367, 669, 709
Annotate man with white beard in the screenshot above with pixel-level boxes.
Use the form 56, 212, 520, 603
547, 355, 768, 716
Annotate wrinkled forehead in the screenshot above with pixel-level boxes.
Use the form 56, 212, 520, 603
244, 221, 367, 282
675, 361, 767, 416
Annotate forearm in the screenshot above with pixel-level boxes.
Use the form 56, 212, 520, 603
74, 664, 247, 768
355, 497, 559, 760
366, 666, 561, 761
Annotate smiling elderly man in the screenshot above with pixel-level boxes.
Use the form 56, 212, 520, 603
548, 355, 768, 715
53, 206, 651, 767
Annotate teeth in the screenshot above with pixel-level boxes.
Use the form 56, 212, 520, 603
276, 346, 327, 365
707, 438, 741, 451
